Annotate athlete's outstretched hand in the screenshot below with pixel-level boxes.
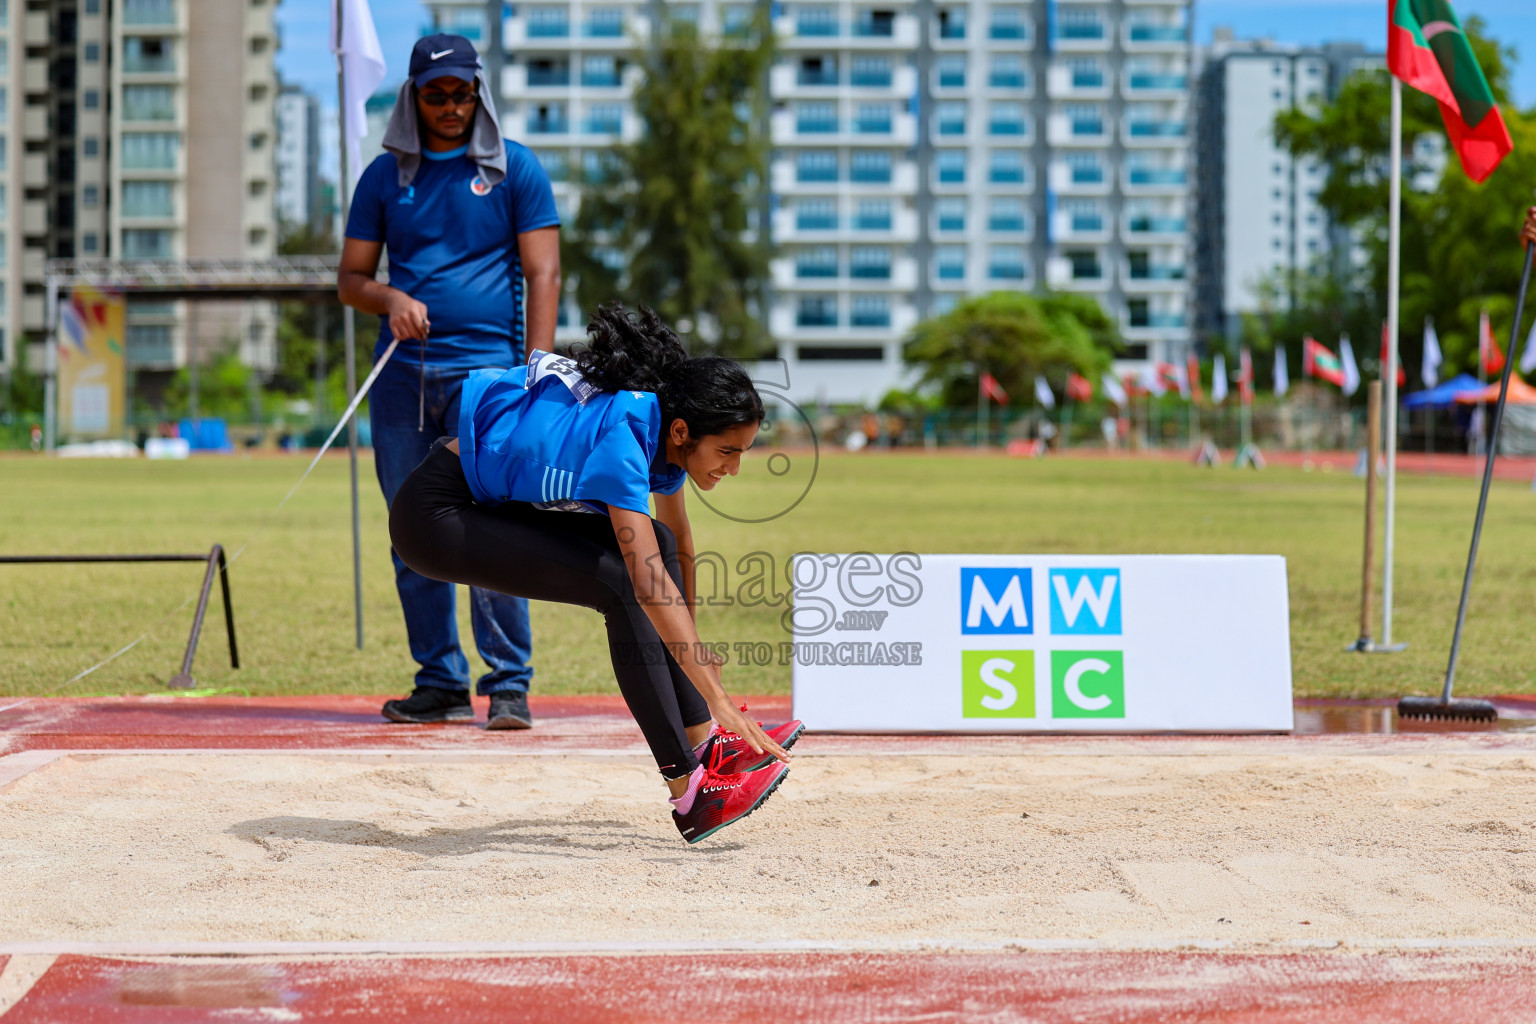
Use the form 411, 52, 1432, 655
712, 701, 791, 765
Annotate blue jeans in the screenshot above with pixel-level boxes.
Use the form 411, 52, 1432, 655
370, 358, 534, 695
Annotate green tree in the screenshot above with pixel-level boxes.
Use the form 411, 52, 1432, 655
902, 291, 1119, 407
163, 350, 258, 420
563, 12, 774, 356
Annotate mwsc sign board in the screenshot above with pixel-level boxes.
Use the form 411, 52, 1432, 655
790, 554, 1293, 733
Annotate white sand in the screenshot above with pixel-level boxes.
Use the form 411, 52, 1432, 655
4, 748, 1536, 949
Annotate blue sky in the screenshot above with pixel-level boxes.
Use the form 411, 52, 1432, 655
277, 0, 1536, 179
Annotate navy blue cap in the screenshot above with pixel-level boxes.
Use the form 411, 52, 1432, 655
408, 34, 482, 87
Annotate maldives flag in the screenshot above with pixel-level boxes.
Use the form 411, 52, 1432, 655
1479, 308, 1505, 374
1387, 0, 1512, 183
1380, 322, 1406, 385
1303, 335, 1346, 387
980, 372, 1009, 405
1066, 373, 1094, 402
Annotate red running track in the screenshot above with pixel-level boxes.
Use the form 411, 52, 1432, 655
6, 951, 1536, 1024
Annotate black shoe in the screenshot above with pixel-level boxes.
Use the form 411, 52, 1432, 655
382, 686, 473, 724
487, 690, 533, 730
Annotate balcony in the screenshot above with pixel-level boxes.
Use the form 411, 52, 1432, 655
1128, 24, 1188, 43
526, 67, 571, 87
988, 214, 1027, 232
936, 213, 965, 232
989, 262, 1028, 281
797, 307, 839, 328
989, 23, 1026, 40
1127, 73, 1188, 92
1058, 23, 1104, 40
526, 115, 569, 135
989, 71, 1027, 89
123, 52, 175, 75
854, 113, 892, 134
937, 19, 966, 40
794, 161, 839, 184
850, 160, 893, 183
580, 68, 621, 88
1128, 167, 1187, 186
936, 262, 966, 281
583, 18, 625, 37
1127, 215, 1187, 235
851, 67, 893, 87
1127, 120, 1186, 139
123, 0, 176, 26
854, 211, 892, 231
527, 19, 571, 37
797, 210, 838, 231
583, 115, 623, 134
936, 164, 965, 185
798, 67, 839, 86
850, 306, 891, 327
988, 118, 1027, 137
852, 14, 895, 37
988, 165, 1026, 184
796, 261, 839, 279
937, 117, 966, 137
1129, 311, 1186, 329
849, 262, 892, 280
1127, 263, 1186, 281
796, 15, 839, 36
797, 114, 839, 134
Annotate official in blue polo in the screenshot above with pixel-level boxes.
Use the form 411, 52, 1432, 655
338, 33, 561, 730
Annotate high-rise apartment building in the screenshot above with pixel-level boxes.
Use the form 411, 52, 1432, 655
275, 83, 321, 231
427, 0, 1193, 404
1193, 33, 1381, 346
0, 0, 278, 395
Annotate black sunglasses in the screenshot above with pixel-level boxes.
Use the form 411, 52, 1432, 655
419, 90, 478, 108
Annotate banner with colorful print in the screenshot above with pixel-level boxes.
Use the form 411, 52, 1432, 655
56, 285, 128, 440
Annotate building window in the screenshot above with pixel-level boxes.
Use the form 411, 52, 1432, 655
936, 101, 966, 135
83, 89, 100, 110
854, 198, 891, 230
0, 136, 8, 172
0, 40, 8, 76
248, 131, 267, 150
849, 246, 891, 279
937, 7, 965, 38
124, 36, 173, 73
1065, 249, 1100, 279
123, 181, 173, 217
850, 295, 890, 327
936, 149, 965, 184
584, 103, 623, 134
936, 245, 965, 279
84, 42, 100, 63
796, 6, 838, 36
988, 102, 1026, 136
0, 0, 8, 26
1057, 6, 1103, 39
988, 197, 1027, 232
580, 55, 620, 88
534, 149, 568, 182
81, 185, 99, 207
854, 103, 891, 134
1068, 57, 1103, 89
796, 198, 837, 230
797, 101, 837, 133
796, 246, 838, 278
527, 6, 571, 37
1065, 103, 1103, 136
849, 151, 891, 183
990, 5, 1026, 39
796, 150, 837, 183
936, 55, 965, 88
796, 295, 838, 327
989, 245, 1027, 281
1063, 198, 1103, 232
82, 232, 98, 253
123, 85, 174, 120
935, 197, 965, 231
1065, 151, 1102, 184
0, 87, 7, 126
121, 132, 178, 169
82, 135, 99, 156
989, 149, 1026, 184
850, 55, 891, 87
122, 229, 172, 257
989, 55, 1026, 89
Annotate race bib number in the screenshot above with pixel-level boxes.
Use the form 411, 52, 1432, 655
527, 350, 601, 405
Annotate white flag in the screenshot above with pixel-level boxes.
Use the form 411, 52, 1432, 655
1274, 345, 1289, 397
1034, 375, 1055, 409
1211, 353, 1228, 404
1101, 372, 1128, 407
1138, 363, 1166, 397
1520, 317, 1536, 376
1340, 335, 1361, 396
1424, 318, 1444, 386
331, 0, 387, 192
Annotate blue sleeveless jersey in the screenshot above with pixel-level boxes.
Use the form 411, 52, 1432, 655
456, 352, 687, 515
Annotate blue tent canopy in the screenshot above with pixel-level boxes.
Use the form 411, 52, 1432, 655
1402, 374, 1484, 409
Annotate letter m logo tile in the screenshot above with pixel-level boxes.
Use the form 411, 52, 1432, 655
960, 568, 1033, 635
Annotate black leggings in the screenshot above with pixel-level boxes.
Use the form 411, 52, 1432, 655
389, 443, 711, 779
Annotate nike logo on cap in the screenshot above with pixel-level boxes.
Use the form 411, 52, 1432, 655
430, 48, 454, 59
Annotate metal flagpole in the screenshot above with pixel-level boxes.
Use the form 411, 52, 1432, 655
337, 0, 364, 650
1379, 74, 1406, 652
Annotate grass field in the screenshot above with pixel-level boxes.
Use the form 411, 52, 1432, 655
2, 449, 1534, 700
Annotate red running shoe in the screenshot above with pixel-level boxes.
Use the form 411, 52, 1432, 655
671, 757, 790, 844
699, 710, 805, 775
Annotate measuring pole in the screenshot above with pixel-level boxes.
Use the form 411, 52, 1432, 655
336, 0, 364, 649
1380, 75, 1403, 649
1354, 381, 1382, 649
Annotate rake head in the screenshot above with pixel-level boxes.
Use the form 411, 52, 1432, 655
1396, 696, 1498, 722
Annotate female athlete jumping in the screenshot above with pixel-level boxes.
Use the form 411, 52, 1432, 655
388, 303, 800, 843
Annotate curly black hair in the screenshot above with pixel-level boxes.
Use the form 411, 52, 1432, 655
573, 303, 764, 444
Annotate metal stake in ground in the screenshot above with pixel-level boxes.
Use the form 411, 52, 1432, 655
1399, 242, 1536, 722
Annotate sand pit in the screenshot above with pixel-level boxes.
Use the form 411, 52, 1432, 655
5, 747, 1536, 950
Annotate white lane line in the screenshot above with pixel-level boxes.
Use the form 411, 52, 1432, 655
2, 938, 1536, 958
0, 751, 68, 792
0, 954, 57, 1016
